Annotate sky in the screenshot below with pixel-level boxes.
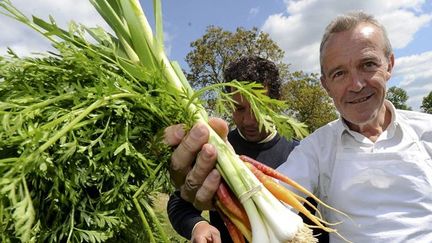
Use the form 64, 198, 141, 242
1, 0, 431, 110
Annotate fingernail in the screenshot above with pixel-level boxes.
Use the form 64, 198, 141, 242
191, 123, 205, 140
201, 145, 214, 160
175, 126, 185, 139
209, 169, 220, 181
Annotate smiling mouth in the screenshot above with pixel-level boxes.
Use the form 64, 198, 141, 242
348, 94, 373, 104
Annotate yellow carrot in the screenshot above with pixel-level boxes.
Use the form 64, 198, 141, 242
216, 180, 251, 229
240, 155, 348, 218
244, 162, 336, 233
216, 207, 247, 243
215, 200, 252, 242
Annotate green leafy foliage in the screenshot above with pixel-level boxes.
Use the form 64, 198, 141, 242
184, 26, 288, 116
386, 86, 411, 110
186, 26, 287, 90
421, 90, 432, 114
0, 44, 187, 242
194, 81, 308, 140
282, 72, 337, 132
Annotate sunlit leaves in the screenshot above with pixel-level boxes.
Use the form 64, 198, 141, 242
0, 43, 187, 242
386, 86, 411, 110
196, 81, 309, 139
421, 91, 432, 114
282, 72, 337, 132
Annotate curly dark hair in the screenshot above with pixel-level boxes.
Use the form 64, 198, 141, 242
223, 56, 281, 100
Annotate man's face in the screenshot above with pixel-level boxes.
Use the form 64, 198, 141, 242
320, 23, 394, 127
232, 92, 269, 142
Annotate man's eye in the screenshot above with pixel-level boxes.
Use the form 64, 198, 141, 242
363, 62, 378, 70
235, 107, 245, 112
332, 71, 344, 80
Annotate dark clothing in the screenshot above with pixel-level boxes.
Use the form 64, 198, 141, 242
167, 129, 327, 242
167, 190, 207, 239
227, 129, 297, 169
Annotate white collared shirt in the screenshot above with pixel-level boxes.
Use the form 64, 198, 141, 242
277, 100, 432, 242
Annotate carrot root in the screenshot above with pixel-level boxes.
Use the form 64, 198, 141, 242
240, 155, 350, 220
244, 162, 337, 233
215, 179, 252, 241
216, 180, 251, 229
216, 207, 247, 243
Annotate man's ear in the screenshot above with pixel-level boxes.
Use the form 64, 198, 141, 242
385, 53, 395, 81
387, 53, 395, 73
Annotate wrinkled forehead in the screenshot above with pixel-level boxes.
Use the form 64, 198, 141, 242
321, 23, 386, 64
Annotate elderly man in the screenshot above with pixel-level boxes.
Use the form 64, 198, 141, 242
164, 11, 432, 242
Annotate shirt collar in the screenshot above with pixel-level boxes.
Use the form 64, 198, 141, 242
334, 100, 398, 140
381, 100, 397, 140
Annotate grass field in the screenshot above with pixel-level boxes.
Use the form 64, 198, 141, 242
153, 193, 212, 242
153, 193, 188, 243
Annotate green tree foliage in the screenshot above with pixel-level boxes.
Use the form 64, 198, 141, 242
185, 26, 288, 91
184, 26, 337, 132
386, 86, 411, 110
184, 26, 290, 120
281, 72, 337, 132
421, 90, 432, 114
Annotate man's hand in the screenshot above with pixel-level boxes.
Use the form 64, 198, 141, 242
164, 118, 228, 210
191, 221, 221, 243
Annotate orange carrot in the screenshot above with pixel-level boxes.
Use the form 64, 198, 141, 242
215, 200, 252, 242
216, 180, 250, 229
215, 180, 252, 241
244, 162, 337, 233
240, 155, 348, 218
217, 207, 246, 243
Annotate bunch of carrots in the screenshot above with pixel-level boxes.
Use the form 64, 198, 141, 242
215, 156, 348, 243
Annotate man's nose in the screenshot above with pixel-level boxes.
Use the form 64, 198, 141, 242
347, 70, 365, 92
243, 110, 257, 125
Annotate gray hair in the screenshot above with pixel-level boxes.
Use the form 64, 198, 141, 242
319, 11, 393, 75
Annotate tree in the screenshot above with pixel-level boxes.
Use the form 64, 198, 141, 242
386, 86, 411, 110
184, 26, 290, 119
185, 26, 288, 91
421, 90, 432, 114
281, 72, 337, 132
184, 26, 337, 132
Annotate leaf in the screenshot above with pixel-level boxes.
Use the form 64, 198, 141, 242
12, 180, 36, 242
114, 142, 130, 156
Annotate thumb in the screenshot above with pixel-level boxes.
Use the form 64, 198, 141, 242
208, 117, 229, 142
